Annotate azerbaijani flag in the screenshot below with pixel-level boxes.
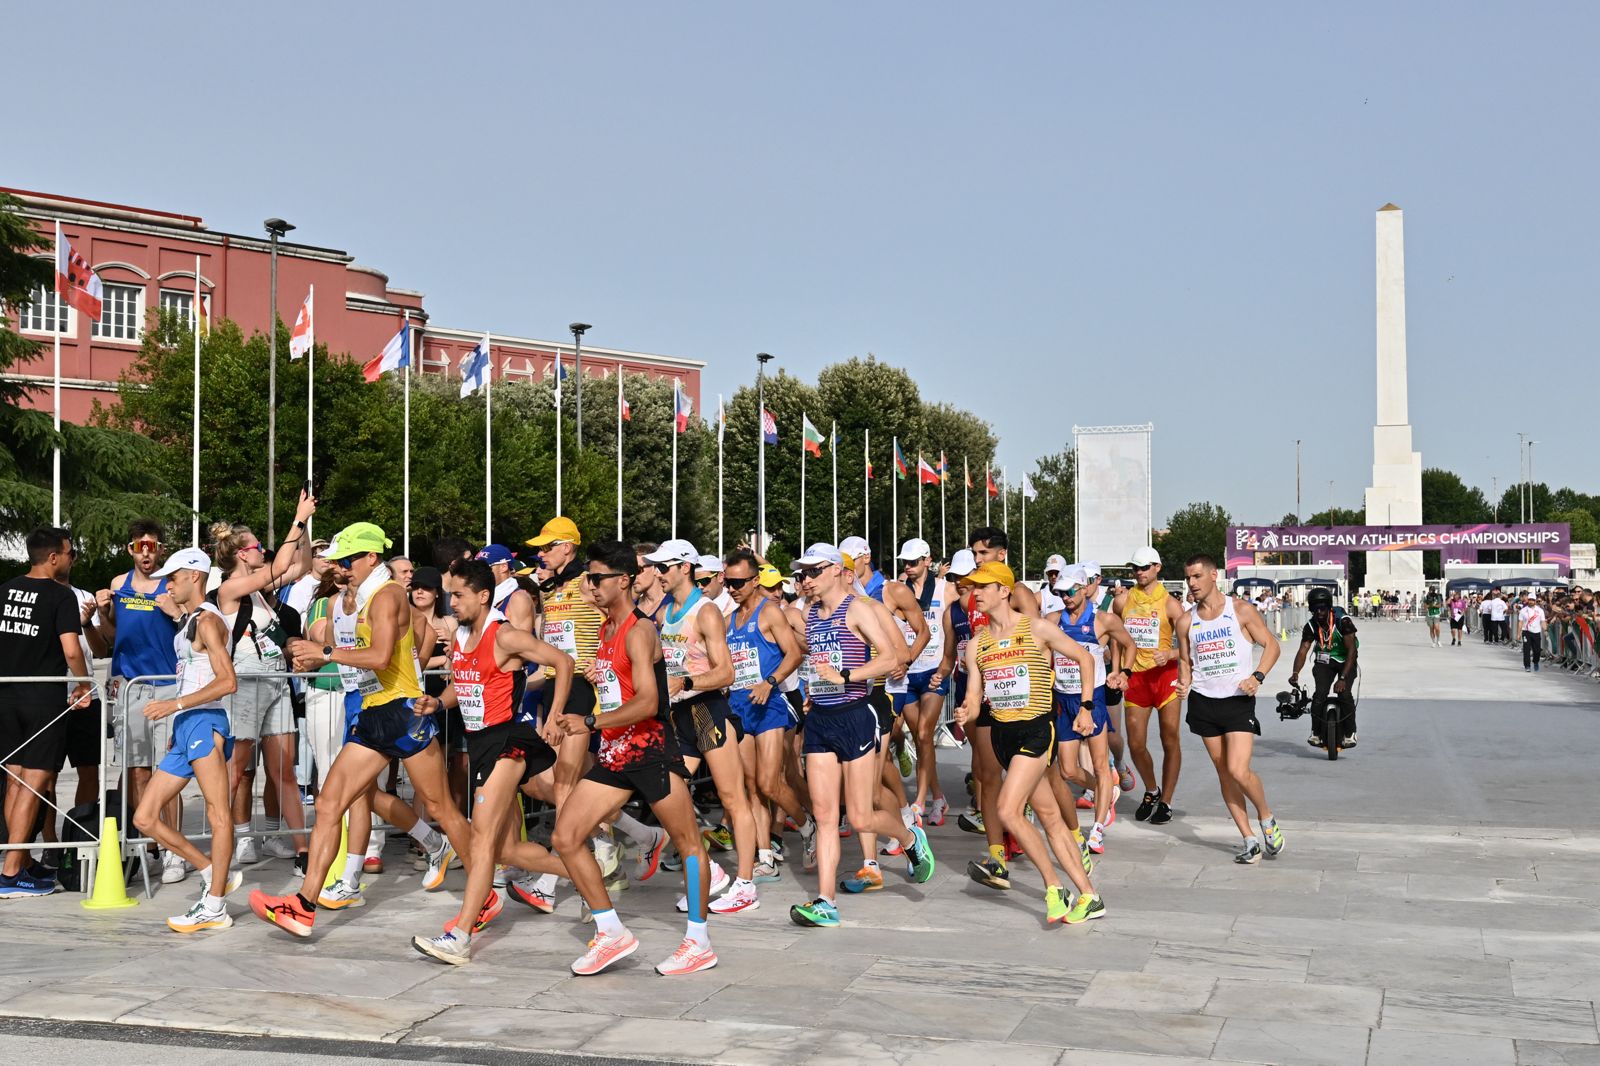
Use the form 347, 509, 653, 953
917, 455, 940, 485
364, 320, 411, 382
673, 380, 693, 433
802, 415, 824, 457
894, 437, 908, 480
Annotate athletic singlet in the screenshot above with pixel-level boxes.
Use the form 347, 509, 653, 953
974, 614, 1054, 724
1187, 597, 1255, 699
110, 570, 179, 683
861, 570, 885, 603
1054, 601, 1107, 694
356, 580, 422, 708
542, 572, 604, 678
726, 599, 782, 712
593, 609, 671, 769
659, 589, 711, 705
1122, 582, 1173, 672
777, 601, 803, 693
804, 594, 870, 707
896, 577, 949, 673
451, 612, 528, 731
173, 603, 230, 715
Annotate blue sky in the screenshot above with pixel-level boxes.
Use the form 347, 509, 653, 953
14, 3, 1597, 525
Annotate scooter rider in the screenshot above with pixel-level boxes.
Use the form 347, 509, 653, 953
1287, 587, 1359, 749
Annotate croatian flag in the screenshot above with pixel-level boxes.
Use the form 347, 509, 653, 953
460, 337, 490, 397
761, 408, 777, 444
56, 233, 103, 320
363, 321, 411, 382
673, 381, 693, 433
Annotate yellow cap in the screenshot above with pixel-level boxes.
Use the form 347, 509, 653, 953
967, 561, 1015, 588
527, 516, 581, 547
757, 563, 784, 588
840, 552, 857, 571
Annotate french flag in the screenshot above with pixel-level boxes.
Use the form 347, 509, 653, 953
673, 381, 693, 433
364, 321, 411, 382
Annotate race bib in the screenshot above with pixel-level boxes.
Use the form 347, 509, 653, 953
1126, 613, 1161, 650
544, 618, 577, 657
457, 682, 485, 732
954, 638, 969, 673
662, 639, 689, 678
1053, 651, 1082, 694
982, 661, 1032, 711
594, 662, 623, 714
1314, 651, 1331, 666
355, 669, 383, 697
730, 645, 763, 691
807, 649, 845, 696
886, 671, 908, 695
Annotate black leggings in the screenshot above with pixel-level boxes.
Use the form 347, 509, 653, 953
1523, 632, 1543, 669
1312, 661, 1356, 738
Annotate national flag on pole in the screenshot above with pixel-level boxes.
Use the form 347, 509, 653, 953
986, 468, 1000, 498
894, 438, 908, 480
621, 385, 632, 422
716, 395, 724, 440
288, 290, 313, 360
938, 452, 950, 483
802, 415, 824, 457
917, 455, 940, 485
761, 409, 778, 444
363, 320, 412, 382
194, 291, 210, 336
673, 380, 693, 433
55, 233, 103, 320
867, 456, 875, 479
1022, 473, 1037, 501
460, 337, 490, 397
965, 458, 973, 490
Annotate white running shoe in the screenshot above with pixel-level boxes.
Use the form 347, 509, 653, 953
261, 836, 297, 860
167, 897, 231, 933
675, 861, 730, 912
422, 840, 456, 892
709, 880, 760, 914
160, 850, 189, 884
413, 930, 471, 966
655, 937, 718, 976
234, 836, 259, 865
927, 797, 950, 827
201, 869, 242, 898
317, 877, 366, 910
593, 831, 621, 880
493, 865, 509, 888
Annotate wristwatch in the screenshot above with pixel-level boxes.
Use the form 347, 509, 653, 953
841, 667, 853, 685
582, 713, 597, 731
1251, 670, 1266, 683
322, 645, 334, 662
682, 675, 695, 692
765, 674, 779, 688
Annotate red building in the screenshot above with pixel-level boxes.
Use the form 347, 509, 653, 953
2, 187, 704, 423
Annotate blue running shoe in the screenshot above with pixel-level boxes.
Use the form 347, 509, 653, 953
0, 872, 58, 898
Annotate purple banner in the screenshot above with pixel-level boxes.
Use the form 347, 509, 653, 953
1226, 523, 1572, 575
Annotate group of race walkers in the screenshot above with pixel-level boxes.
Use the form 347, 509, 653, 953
1, 500, 1296, 979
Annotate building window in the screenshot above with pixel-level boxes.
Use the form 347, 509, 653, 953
158, 289, 209, 331
14, 284, 73, 335
92, 282, 144, 342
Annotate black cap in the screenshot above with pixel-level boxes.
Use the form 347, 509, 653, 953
412, 566, 443, 591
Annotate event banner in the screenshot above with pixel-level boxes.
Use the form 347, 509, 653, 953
1226, 523, 1572, 574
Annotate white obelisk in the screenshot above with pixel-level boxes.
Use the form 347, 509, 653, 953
1363, 203, 1424, 595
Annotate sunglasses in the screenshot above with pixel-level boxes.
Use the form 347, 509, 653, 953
240, 542, 264, 554
723, 575, 754, 591
1133, 563, 1157, 573
128, 540, 162, 554
1060, 585, 1082, 597
333, 556, 355, 570
585, 571, 626, 586
694, 576, 716, 587
652, 561, 684, 574
795, 567, 828, 582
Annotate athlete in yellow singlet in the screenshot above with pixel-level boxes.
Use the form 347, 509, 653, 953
526, 516, 605, 804
956, 562, 1104, 925
1113, 547, 1189, 826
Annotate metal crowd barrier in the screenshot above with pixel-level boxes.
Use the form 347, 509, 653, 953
0, 675, 110, 888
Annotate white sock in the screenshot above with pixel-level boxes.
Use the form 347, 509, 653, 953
613, 811, 652, 844
732, 877, 752, 891
343, 854, 364, 884
758, 849, 774, 867
592, 907, 625, 937
203, 894, 223, 911
685, 917, 710, 948
900, 806, 915, 828
196, 865, 211, 884
233, 823, 250, 840
264, 816, 281, 833
533, 872, 559, 894
409, 822, 443, 853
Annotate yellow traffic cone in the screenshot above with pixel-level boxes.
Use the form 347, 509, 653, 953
322, 815, 349, 889
81, 816, 138, 910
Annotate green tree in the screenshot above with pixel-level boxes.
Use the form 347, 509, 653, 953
1554, 509, 1599, 548
1155, 502, 1232, 579
1422, 468, 1491, 524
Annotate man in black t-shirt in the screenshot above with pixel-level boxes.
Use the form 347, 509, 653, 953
1288, 587, 1360, 749
0, 526, 91, 897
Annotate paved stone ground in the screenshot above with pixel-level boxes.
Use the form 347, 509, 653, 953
3, 622, 1598, 1065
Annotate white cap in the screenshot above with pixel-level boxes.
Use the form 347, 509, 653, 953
154, 547, 213, 577
1082, 560, 1102, 580
696, 553, 725, 574
1053, 564, 1090, 592
1130, 546, 1161, 568
946, 549, 978, 577
897, 537, 931, 561
839, 536, 870, 560
796, 542, 844, 567
1044, 553, 1067, 576
643, 539, 699, 565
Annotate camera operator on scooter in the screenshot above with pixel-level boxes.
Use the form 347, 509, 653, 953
1287, 587, 1359, 750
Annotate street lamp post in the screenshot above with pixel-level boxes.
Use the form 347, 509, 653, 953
264, 217, 295, 545
1295, 439, 1302, 524
756, 353, 774, 550
570, 322, 591, 450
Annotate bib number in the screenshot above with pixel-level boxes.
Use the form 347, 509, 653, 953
1053, 652, 1082, 694
982, 663, 1031, 711
662, 639, 689, 679
595, 663, 623, 714
730, 645, 762, 691
544, 618, 577, 657
457, 682, 485, 732
1126, 614, 1161, 650
886, 670, 908, 695
807, 649, 845, 696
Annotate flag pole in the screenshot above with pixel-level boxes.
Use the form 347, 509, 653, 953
191, 254, 202, 545
1022, 477, 1027, 580
863, 429, 870, 547
554, 351, 563, 516
941, 460, 947, 560
671, 379, 679, 538
986, 465, 992, 525
485, 332, 494, 545
831, 420, 838, 544
892, 437, 898, 556
799, 415, 806, 550
615, 367, 623, 540
964, 457, 970, 548
917, 453, 924, 541
1002, 467, 1008, 539
305, 285, 314, 538
403, 310, 411, 556
716, 395, 725, 555
52, 221, 62, 526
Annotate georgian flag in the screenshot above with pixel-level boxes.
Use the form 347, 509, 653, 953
288, 290, 313, 360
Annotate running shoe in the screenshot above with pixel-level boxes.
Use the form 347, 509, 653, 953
1262, 821, 1285, 859
927, 797, 949, 827
0, 871, 56, 898
249, 890, 315, 938
1118, 765, 1135, 793
957, 810, 985, 834
1135, 790, 1159, 821
1103, 802, 1117, 828
571, 930, 639, 975
445, 890, 503, 934
635, 827, 669, 881
262, 836, 297, 860
506, 875, 556, 914
905, 826, 935, 883
802, 821, 818, 872
769, 836, 786, 864
661, 852, 684, 873
752, 861, 782, 884
701, 825, 734, 853
168, 897, 231, 934
413, 930, 470, 966
840, 865, 884, 893
293, 852, 308, 878
1307, 733, 1324, 748
1063, 893, 1105, 924
593, 831, 622, 877
709, 881, 760, 913
1086, 826, 1105, 855
966, 858, 1010, 890
1234, 837, 1263, 865
200, 869, 242, 899
656, 937, 719, 975
838, 818, 853, 839
896, 744, 915, 778
674, 861, 731, 912
1149, 801, 1173, 826
790, 897, 840, 928
492, 864, 509, 888
422, 840, 456, 892
317, 878, 366, 910
234, 836, 260, 865
880, 837, 904, 857
1080, 841, 1095, 876
1076, 791, 1095, 811
1045, 885, 1069, 924
160, 850, 189, 884
364, 854, 384, 874
1342, 734, 1358, 748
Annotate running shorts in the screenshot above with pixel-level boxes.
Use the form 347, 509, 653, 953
989, 715, 1057, 769
737, 694, 794, 737
157, 709, 234, 779
583, 757, 689, 806
672, 693, 742, 759
65, 699, 103, 768
0, 699, 71, 773
1124, 660, 1180, 710
347, 697, 436, 760
906, 668, 948, 700
803, 699, 880, 763
1449, 615, 1464, 630
1055, 685, 1110, 739
784, 689, 805, 732
868, 687, 896, 734
468, 720, 556, 790
1185, 692, 1260, 738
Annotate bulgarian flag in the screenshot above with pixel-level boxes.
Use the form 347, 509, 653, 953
893, 437, 908, 480
802, 415, 824, 457
986, 467, 1000, 498
917, 455, 940, 485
